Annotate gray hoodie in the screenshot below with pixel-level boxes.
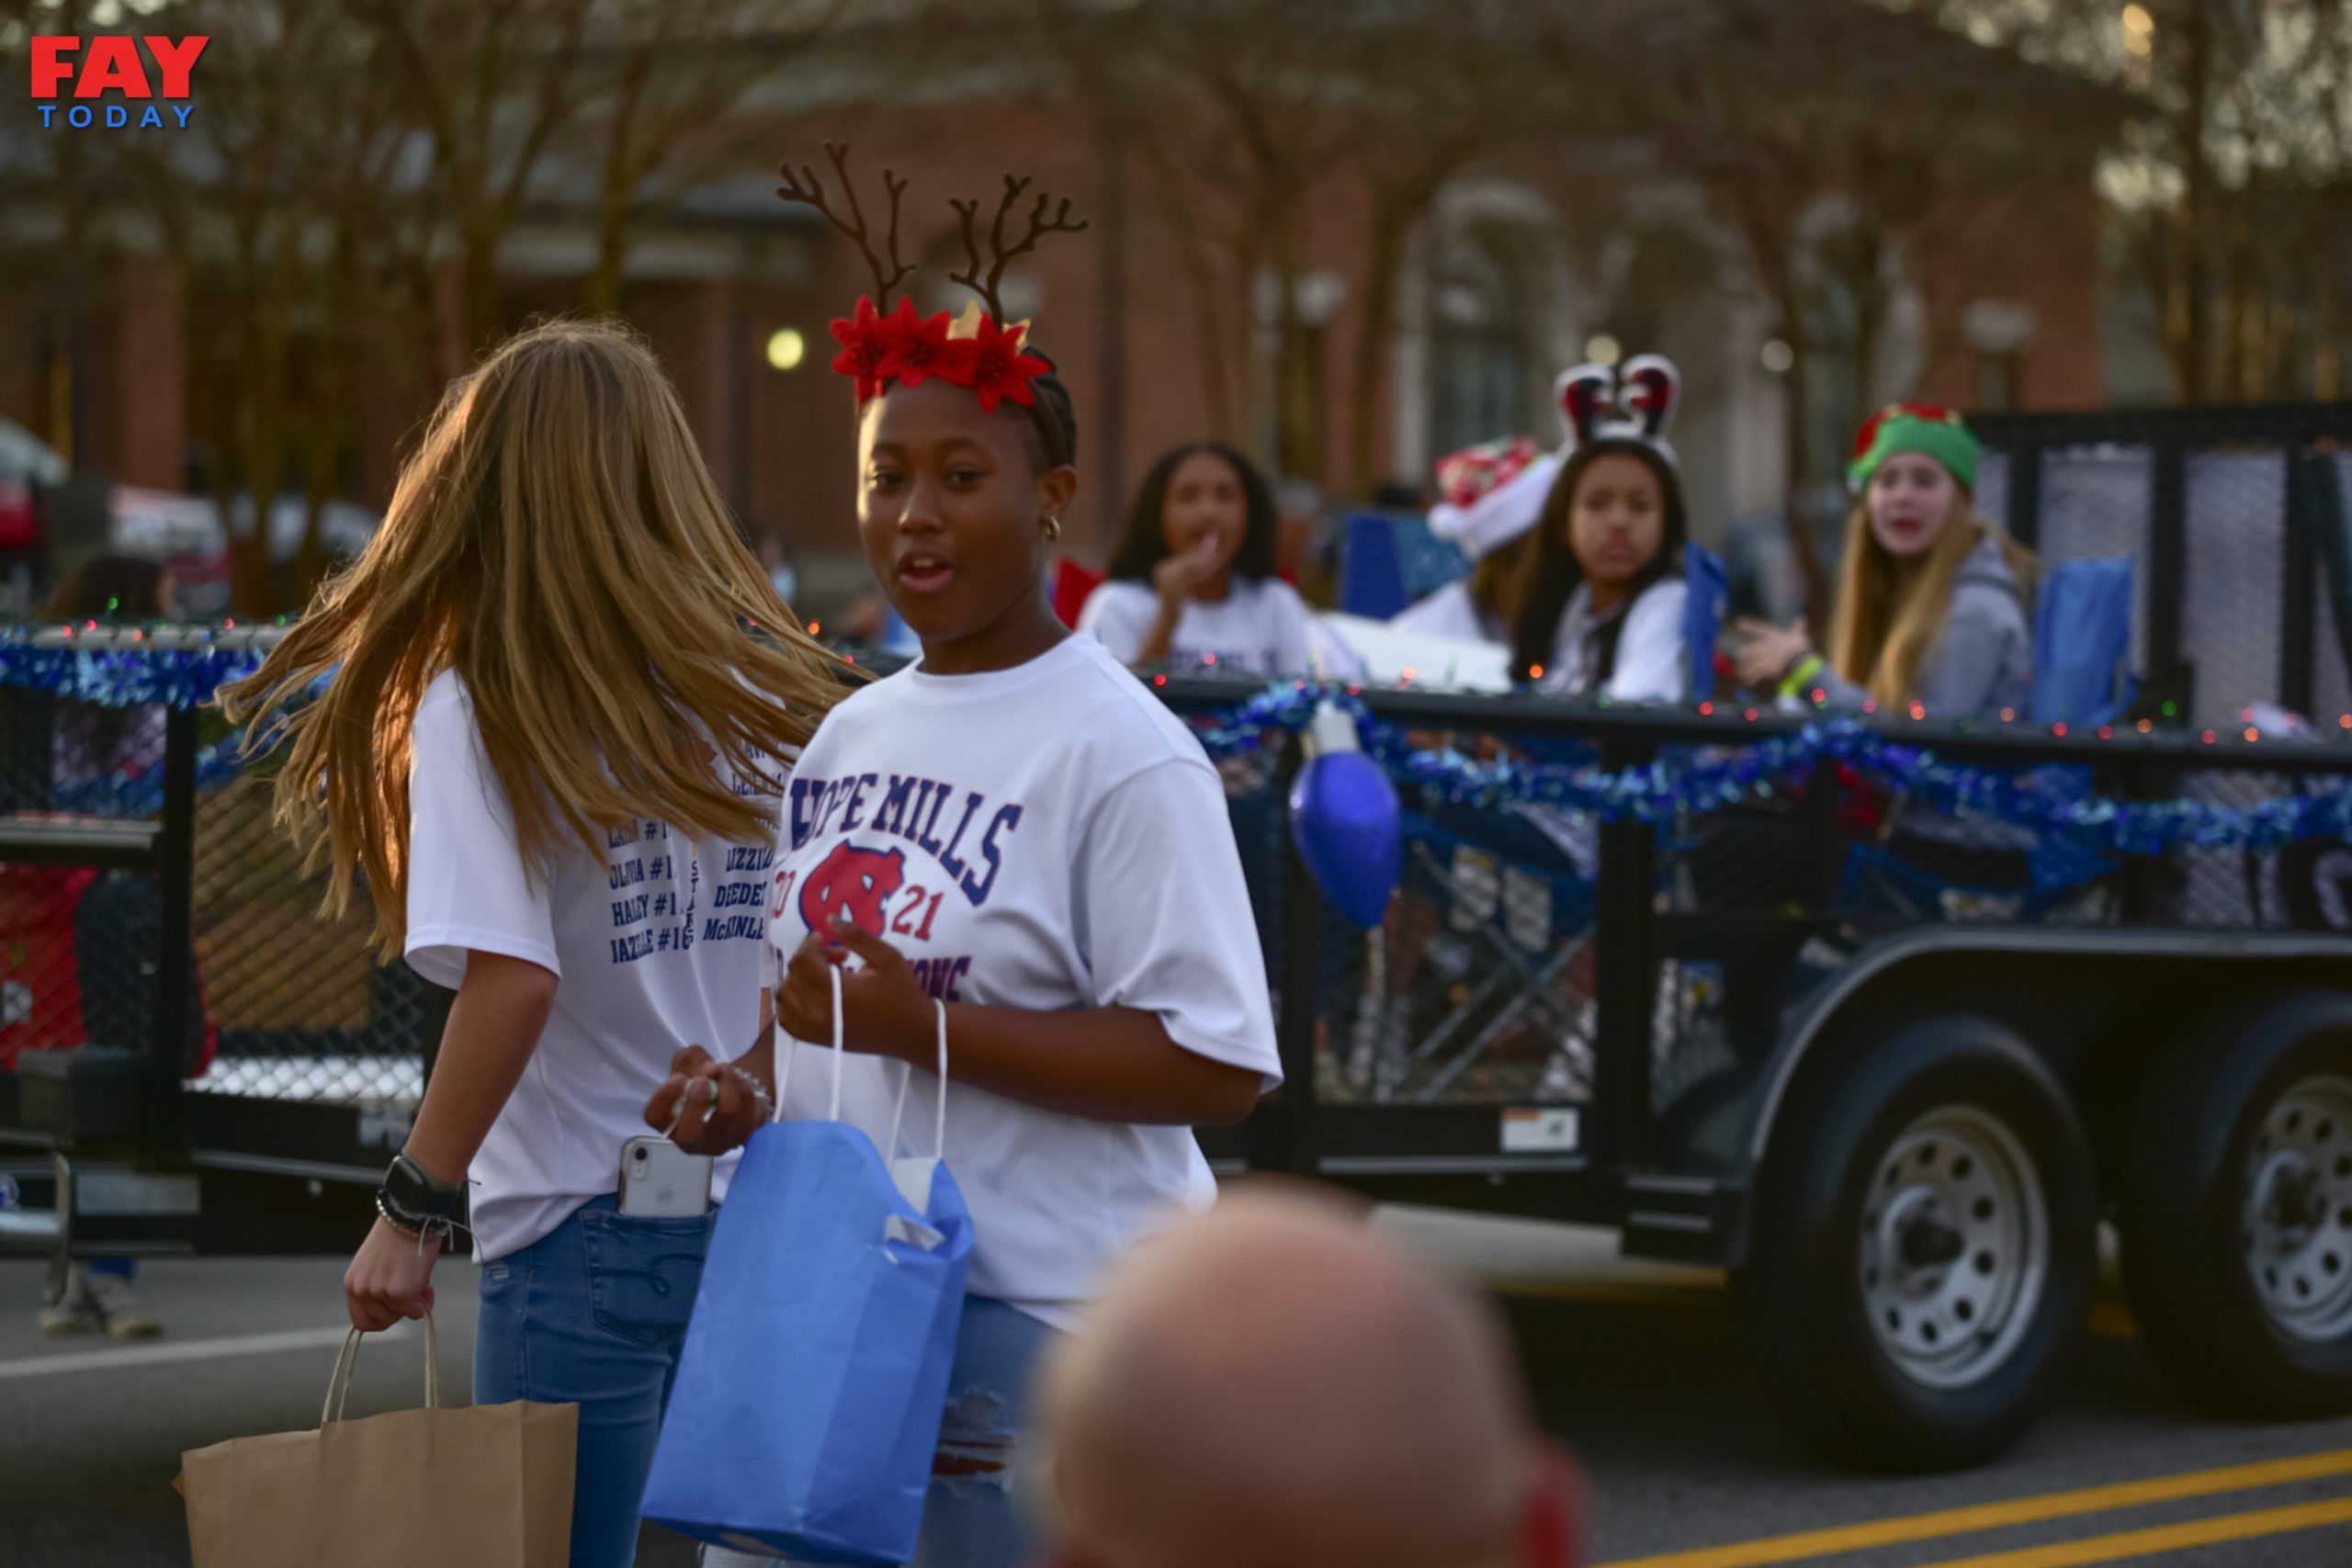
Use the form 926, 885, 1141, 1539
1817, 534, 2032, 718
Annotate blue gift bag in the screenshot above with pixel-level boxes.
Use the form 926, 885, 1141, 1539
642, 973, 972, 1565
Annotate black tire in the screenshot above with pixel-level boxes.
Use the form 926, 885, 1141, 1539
1732, 1013, 2097, 1472
2119, 988, 2352, 1419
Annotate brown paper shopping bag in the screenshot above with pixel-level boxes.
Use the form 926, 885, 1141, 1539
177, 1313, 576, 1568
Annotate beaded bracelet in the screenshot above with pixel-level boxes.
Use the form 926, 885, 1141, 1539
729, 1064, 775, 1122
374, 1189, 457, 1251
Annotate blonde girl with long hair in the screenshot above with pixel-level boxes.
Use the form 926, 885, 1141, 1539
221, 319, 844, 1568
1736, 403, 2034, 718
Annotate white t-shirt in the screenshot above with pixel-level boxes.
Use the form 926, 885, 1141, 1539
1535, 578, 1689, 702
1391, 581, 1506, 647
760, 634, 1281, 1331
1515, 580, 1686, 880
403, 670, 782, 1262
1078, 576, 1313, 675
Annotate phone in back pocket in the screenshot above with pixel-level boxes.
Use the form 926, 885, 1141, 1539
618, 1136, 712, 1217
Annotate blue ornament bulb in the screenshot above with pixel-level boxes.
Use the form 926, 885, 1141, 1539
1288, 702, 1403, 930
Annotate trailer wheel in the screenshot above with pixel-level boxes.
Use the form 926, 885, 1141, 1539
1734, 1013, 2096, 1472
2120, 989, 2352, 1419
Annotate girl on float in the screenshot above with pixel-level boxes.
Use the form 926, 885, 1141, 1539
1080, 440, 1314, 674
1081, 440, 1308, 961
1388, 357, 1693, 690
653, 162, 1280, 1568
1733, 404, 2038, 911
1514, 357, 1693, 702
1734, 402, 2032, 720
1359, 361, 1696, 1097
221, 319, 844, 1568
1392, 437, 1552, 647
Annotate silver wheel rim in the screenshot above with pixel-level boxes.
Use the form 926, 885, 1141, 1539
1860, 1106, 2049, 1390
2242, 1075, 2352, 1344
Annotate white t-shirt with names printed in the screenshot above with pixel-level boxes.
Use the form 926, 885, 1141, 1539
760, 633, 1282, 1330
404, 669, 782, 1262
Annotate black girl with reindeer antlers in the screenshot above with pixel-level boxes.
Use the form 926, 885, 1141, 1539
652, 146, 1281, 1568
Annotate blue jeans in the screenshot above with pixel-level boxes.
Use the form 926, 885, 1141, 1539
701, 1295, 1060, 1568
474, 1193, 718, 1568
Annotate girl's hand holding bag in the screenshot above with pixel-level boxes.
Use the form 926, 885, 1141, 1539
642, 966, 974, 1565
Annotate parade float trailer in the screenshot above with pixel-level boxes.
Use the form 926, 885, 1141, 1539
7, 403, 2352, 1471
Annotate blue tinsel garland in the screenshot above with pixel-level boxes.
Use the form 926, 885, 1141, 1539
0, 635, 283, 815
0, 639, 270, 710
1186, 681, 2352, 856
4, 643, 2346, 853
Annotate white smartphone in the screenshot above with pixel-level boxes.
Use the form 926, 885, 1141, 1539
618, 1136, 712, 1217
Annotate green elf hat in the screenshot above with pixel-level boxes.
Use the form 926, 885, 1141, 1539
1848, 401, 1980, 494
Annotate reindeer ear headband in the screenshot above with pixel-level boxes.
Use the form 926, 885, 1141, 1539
1554, 354, 1682, 470
778, 142, 1088, 419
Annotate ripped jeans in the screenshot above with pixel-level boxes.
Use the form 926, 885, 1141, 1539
701, 1295, 1059, 1568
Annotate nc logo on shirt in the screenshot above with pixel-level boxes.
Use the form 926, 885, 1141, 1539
798, 841, 906, 936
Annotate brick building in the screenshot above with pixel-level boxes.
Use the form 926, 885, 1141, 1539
0, 21, 2123, 616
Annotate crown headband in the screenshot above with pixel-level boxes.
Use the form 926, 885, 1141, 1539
779, 143, 1088, 418
1554, 354, 1682, 469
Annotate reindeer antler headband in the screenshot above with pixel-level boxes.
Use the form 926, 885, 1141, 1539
776, 142, 913, 307
777, 143, 1089, 418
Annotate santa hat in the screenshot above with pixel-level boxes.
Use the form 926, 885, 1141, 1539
1427, 437, 1562, 561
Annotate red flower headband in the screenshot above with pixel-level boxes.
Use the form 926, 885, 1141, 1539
779, 144, 1084, 413
828, 297, 1053, 412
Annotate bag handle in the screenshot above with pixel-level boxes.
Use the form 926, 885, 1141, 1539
770, 961, 846, 1124
320, 1311, 440, 1427
884, 998, 950, 1162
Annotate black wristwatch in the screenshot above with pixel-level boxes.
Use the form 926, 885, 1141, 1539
378, 1150, 463, 1233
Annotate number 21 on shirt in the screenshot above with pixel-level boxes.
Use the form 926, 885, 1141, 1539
773, 868, 944, 942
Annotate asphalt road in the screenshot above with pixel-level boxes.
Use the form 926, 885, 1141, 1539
6, 1211, 2352, 1567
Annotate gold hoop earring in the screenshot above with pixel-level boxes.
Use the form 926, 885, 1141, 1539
1046, 516, 1063, 542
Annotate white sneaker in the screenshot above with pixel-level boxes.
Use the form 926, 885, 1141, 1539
85, 1271, 162, 1338
38, 1269, 99, 1336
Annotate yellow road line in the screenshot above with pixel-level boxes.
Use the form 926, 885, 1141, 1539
1908, 1495, 2352, 1567
1600, 1448, 2352, 1568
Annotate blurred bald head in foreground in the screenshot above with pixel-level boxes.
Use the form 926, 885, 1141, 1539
1036, 1190, 1581, 1568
